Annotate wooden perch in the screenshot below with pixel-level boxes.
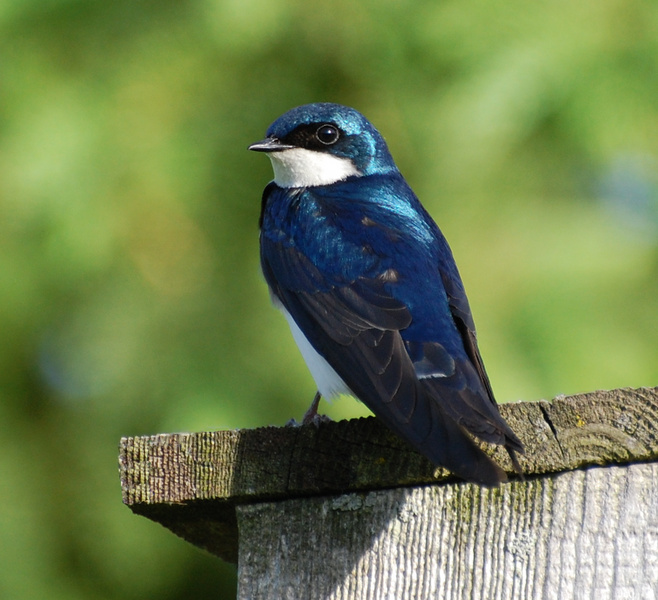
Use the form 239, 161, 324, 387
119, 387, 658, 598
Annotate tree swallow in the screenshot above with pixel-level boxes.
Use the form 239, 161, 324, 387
249, 103, 524, 486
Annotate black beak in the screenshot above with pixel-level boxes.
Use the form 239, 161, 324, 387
248, 137, 294, 152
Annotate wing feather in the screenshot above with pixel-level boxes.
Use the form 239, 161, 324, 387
263, 238, 513, 486
260, 181, 523, 484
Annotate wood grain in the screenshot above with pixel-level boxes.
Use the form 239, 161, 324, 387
236, 463, 658, 599
119, 387, 658, 563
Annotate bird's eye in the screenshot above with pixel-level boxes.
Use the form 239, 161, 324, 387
316, 124, 340, 145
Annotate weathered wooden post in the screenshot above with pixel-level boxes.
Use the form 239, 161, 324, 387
119, 387, 658, 599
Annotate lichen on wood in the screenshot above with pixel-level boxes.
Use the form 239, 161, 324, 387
119, 387, 658, 564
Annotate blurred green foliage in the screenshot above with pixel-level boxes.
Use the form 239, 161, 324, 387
1, 0, 658, 598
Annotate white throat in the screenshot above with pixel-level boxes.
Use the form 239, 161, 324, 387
268, 148, 360, 188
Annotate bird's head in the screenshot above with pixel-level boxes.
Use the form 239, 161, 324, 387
249, 103, 397, 188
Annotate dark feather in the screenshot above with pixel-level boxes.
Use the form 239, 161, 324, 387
264, 242, 520, 486
260, 178, 524, 485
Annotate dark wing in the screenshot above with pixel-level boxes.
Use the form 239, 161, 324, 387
435, 240, 525, 467
262, 241, 511, 486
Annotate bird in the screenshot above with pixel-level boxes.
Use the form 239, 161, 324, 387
249, 102, 524, 486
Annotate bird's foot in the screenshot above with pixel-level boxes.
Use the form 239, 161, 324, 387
304, 412, 333, 426
285, 392, 333, 427
302, 391, 322, 423
285, 414, 332, 427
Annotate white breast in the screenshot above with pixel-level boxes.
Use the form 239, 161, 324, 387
279, 305, 353, 400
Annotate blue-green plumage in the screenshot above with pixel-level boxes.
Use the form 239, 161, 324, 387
251, 103, 524, 486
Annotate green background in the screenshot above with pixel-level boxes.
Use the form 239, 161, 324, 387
2, 1, 657, 598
